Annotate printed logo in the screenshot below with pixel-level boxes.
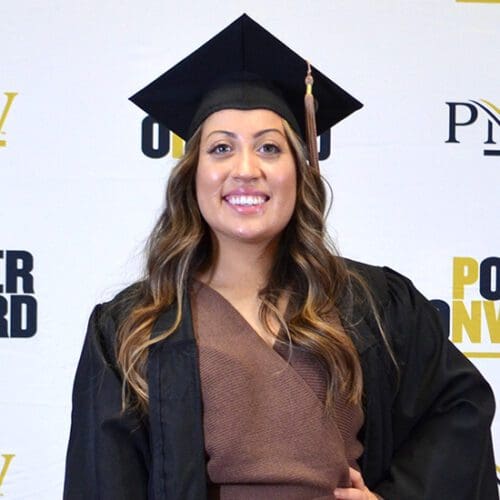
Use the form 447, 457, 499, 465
0, 93, 18, 148
140, 116, 333, 161
445, 100, 499, 157
431, 257, 500, 358
0, 454, 15, 496
0, 250, 37, 338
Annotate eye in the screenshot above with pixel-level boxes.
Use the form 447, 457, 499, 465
208, 143, 232, 155
258, 143, 281, 155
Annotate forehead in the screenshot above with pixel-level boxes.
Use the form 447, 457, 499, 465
200, 108, 285, 139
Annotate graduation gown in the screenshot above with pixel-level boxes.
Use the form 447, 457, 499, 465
63, 260, 498, 500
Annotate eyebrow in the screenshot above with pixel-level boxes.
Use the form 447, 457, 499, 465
254, 128, 285, 139
205, 128, 286, 140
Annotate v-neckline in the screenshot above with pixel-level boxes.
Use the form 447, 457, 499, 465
191, 279, 334, 416
193, 279, 281, 350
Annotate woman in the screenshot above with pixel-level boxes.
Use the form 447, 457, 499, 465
64, 15, 498, 500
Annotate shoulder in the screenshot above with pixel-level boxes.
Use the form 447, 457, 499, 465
343, 258, 390, 305
343, 257, 424, 313
85, 281, 145, 367
342, 258, 446, 355
100, 281, 145, 323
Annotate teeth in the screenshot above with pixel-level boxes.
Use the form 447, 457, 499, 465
226, 195, 267, 206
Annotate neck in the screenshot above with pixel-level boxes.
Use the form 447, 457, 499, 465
199, 237, 278, 295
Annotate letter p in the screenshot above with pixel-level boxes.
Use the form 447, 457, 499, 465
445, 102, 478, 143
453, 257, 478, 300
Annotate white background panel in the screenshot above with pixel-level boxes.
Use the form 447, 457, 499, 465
1, 1, 498, 497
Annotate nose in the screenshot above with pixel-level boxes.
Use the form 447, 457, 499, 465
231, 149, 262, 181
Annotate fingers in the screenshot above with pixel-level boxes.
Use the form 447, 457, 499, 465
349, 467, 365, 489
334, 487, 363, 499
334, 487, 379, 500
334, 467, 378, 500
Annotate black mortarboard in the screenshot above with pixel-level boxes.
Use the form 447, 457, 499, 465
130, 13, 362, 144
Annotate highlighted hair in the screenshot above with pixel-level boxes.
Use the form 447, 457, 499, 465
116, 121, 393, 414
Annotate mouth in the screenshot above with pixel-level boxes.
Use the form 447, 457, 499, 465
223, 194, 270, 207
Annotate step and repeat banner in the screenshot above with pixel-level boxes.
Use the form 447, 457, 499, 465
1, 1, 498, 498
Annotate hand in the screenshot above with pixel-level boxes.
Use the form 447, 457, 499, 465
333, 467, 380, 500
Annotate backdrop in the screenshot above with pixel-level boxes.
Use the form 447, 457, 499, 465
1, 1, 499, 497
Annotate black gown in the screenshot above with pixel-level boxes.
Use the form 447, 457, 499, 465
63, 260, 498, 499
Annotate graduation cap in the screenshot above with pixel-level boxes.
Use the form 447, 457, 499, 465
130, 14, 362, 168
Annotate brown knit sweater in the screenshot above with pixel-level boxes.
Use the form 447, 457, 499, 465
191, 281, 364, 500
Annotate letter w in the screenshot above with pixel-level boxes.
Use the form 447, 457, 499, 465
0, 454, 15, 494
0, 93, 18, 147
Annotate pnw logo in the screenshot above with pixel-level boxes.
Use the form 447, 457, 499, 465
0, 454, 15, 496
0, 92, 18, 148
445, 99, 499, 157
431, 257, 500, 358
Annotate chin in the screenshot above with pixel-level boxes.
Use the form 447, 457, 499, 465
229, 228, 283, 245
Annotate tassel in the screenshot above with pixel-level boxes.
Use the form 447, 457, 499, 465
304, 61, 319, 170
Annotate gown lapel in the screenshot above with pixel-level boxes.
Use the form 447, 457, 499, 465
148, 294, 207, 500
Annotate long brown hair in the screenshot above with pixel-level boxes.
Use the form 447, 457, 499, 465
116, 119, 387, 414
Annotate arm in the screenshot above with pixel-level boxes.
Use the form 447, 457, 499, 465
373, 268, 497, 500
63, 304, 151, 500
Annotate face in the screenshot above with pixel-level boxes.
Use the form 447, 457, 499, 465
196, 108, 297, 248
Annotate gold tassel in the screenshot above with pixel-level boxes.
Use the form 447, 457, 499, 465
304, 61, 319, 170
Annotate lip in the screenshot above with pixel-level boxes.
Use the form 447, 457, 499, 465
223, 188, 269, 198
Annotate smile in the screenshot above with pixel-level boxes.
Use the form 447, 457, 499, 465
224, 195, 269, 206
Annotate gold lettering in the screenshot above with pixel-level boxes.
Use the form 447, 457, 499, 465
452, 300, 482, 343
452, 257, 478, 300
0, 92, 18, 148
0, 454, 15, 495
484, 301, 500, 343
171, 132, 184, 159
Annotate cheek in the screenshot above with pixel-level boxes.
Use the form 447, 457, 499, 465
196, 161, 226, 190
276, 166, 297, 211
285, 189, 297, 221
287, 169, 298, 219
195, 163, 225, 215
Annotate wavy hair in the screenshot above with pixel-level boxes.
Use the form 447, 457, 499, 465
116, 119, 392, 415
